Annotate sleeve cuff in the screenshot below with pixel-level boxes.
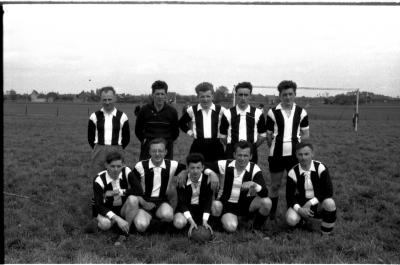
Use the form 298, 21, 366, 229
204, 168, 212, 175
254, 184, 262, 192
183, 211, 192, 220
310, 197, 319, 205
220, 134, 227, 138
106, 211, 116, 220
293, 204, 301, 212
258, 133, 267, 138
203, 213, 210, 221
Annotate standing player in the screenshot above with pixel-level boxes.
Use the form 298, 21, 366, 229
87, 86, 130, 178
130, 138, 186, 233
211, 141, 272, 232
286, 142, 337, 235
89, 151, 142, 245
220, 82, 267, 163
173, 153, 214, 236
135, 80, 179, 160
179, 82, 226, 163
266, 80, 309, 221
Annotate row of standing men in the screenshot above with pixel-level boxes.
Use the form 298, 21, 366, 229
86, 80, 336, 244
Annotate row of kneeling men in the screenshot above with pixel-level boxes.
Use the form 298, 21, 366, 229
86, 138, 337, 246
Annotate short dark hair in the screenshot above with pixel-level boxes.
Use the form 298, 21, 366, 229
100, 86, 116, 95
233, 140, 253, 153
148, 138, 167, 150
105, 151, 123, 164
195, 82, 214, 95
295, 141, 314, 151
235, 82, 253, 93
151, 80, 168, 94
186, 153, 205, 165
277, 80, 297, 94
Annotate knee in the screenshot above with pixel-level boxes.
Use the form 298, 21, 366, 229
126, 196, 139, 208
173, 214, 187, 229
135, 217, 150, 232
222, 219, 238, 233
211, 200, 223, 217
260, 197, 272, 213
97, 216, 112, 231
322, 198, 336, 211
286, 208, 301, 227
159, 206, 174, 222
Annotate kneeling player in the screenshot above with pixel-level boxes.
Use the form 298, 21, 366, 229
131, 138, 186, 232
211, 141, 272, 233
285, 141, 337, 235
91, 151, 142, 245
173, 153, 214, 237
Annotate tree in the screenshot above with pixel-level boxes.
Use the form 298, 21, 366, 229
7, 89, 17, 100
214, 85, 230, 103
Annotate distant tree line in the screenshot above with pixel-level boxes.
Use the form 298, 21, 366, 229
3, 88, 399, 105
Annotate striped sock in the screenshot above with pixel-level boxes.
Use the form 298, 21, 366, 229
321, 209, 336, 235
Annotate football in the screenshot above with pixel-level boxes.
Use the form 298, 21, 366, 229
189, 226, 213, 243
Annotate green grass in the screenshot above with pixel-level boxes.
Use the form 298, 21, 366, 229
4, 102, 400, 263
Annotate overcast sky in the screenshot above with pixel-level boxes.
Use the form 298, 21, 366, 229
3, 4, 400, 97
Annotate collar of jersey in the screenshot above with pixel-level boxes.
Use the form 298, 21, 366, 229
149, 159, 166, 169
100, 107, 117, 116
105, 169, 124, 185
228, 160, 250, 172
299, 160, 316, 174
276, 103, 296, 111
235, 105, 251, 114
186, 173, 203, 186
197, 103, 216, 112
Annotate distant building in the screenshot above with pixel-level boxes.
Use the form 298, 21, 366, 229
73, 91, 89, 103
30, 90, 47, 103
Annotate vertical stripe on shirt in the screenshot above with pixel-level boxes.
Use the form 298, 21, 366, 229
223, 106, 265, 144
186, 104, 223, 139
90, 109, 128, 146
267, 104, 308, 157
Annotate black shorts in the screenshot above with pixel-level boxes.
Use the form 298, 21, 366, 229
268, 155, 298, 173
143, 197, 169, 215
221, 197, 256, 216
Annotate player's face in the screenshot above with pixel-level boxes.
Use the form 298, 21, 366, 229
198, 90, 213, 109
234, 147, 252, 169
106, 159, 123, 179
188, 162, 204, 182
153, 89, 167, 106
296, 146, 313, 169
149, 143, 167, 165
101, 90, 116, 112
236, 88, 251, 109
279, 88, 296, 107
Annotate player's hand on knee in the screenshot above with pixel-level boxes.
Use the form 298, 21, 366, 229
114, 216, 129, 234
142, 201, 156, 211
303, 200, 313, 209
298, 207, 314, 218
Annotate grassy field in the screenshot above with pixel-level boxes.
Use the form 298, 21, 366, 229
3, 102, 400, 263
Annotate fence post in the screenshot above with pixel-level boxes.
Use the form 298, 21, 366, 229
25, 104, 28, 115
